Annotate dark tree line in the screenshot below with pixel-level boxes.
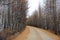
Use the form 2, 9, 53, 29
0, 0, 27, 40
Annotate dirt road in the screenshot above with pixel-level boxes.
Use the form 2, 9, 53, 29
12, 26, 60, 40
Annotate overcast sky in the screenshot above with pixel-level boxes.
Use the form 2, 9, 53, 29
27, 0, 44, 18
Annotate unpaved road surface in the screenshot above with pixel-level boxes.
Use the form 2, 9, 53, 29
12, 26, 60, 40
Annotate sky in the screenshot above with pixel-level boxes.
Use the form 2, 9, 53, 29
27, 0, 44, 18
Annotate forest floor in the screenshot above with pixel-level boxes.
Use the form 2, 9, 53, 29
10, 26, 60, 40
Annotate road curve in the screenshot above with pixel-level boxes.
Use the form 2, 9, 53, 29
12, 26, 60, 40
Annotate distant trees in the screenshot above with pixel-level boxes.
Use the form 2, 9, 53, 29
27, 10, 38, 26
